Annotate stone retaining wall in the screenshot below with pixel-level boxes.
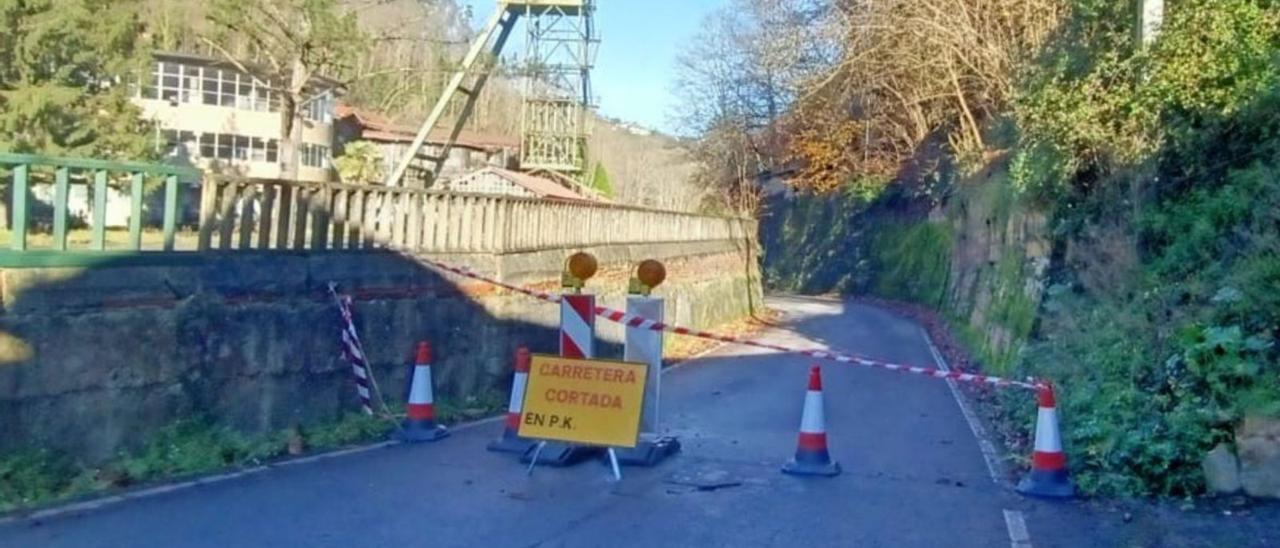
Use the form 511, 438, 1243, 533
0, 239, 762, 461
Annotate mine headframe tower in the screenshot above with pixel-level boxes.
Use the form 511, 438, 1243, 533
383, 1, 598, 188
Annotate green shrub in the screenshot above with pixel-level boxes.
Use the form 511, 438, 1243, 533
1014, 0, 1280, 197
588, 163, 615, 197
1016, 156, 1280, 496
991, 0, 1280, 497
0, 451, 83, 512
303, 413, 394, 450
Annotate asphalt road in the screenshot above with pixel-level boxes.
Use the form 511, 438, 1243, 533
2, 296, 1068, 547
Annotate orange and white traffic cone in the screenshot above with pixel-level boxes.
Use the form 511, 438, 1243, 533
397, 342, 449, 443
1016, 383, 1074, 498
488, 346, 537, 454
782, 366, 841, 477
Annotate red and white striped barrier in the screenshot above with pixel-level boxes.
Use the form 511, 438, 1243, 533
329, 284, 374, 416
422, 258, 563, 304
561, 294, 596, 358
595, 307, 1039, 390
413, 258, 1041, 391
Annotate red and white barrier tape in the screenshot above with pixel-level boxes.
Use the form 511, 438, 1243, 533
329, 283, 376, 415
417, 258, 1041, 391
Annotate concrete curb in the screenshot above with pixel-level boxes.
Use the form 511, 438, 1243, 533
0, 414, 508, 527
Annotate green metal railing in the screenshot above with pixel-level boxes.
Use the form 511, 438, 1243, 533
0, 154, 202, 259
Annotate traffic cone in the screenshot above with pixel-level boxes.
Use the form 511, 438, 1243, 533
488, 347, 537, 454
1016, 383, 1074, 498
782, 366, 841, 477
397, 342, 449, 443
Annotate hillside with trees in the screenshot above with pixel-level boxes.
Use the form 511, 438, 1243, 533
3, 0, 704, 210
683, 0, 1280, 497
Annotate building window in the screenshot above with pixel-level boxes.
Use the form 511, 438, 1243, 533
151, 62, 200, 104
219, 72, 237, 107
160, 130, 198, 157
195, 66, 273, 112
160, 62, 179, 102
202, 68, 221, 106
215, 133, 233, 160
250, 138, 267, 162
301, 143, 330, 169
199, 133, 216, 158
141, 59, 333, 121
178, 133, 278, 164
232, 135, 250, 160
254, 86, 272, 112
304, 91, 334, 123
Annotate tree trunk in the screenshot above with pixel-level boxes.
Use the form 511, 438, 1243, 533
279, 104, 300, 182
279, 58, 309, 182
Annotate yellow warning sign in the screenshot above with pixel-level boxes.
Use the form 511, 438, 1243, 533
518, 354, 649, 448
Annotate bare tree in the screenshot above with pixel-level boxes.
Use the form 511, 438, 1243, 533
201, 0, 367, 180
784, 0, 1067, 191
671, 0, 842, 209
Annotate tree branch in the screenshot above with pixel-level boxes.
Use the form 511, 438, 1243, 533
197, 36, 282, 91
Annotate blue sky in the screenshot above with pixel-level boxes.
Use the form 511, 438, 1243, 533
468, 0, 727, 133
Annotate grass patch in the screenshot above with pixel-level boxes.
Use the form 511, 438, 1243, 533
0, 392, 509, 514
0, 228, 202, 251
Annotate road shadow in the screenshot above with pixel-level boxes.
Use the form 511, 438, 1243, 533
0, 246, 625, 464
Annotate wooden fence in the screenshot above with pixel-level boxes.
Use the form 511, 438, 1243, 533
197, 177, 754, 254
0, 153, 753, 264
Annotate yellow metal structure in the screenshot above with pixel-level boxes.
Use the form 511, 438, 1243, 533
384, 0, 597, 188
513, 0, 597, 176
508, 0, 585, 10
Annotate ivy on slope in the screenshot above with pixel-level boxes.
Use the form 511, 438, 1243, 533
1007, 0, 1280, 497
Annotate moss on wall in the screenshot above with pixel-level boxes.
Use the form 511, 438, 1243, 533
760, 161, 1050, 376
868, 222, 953, 308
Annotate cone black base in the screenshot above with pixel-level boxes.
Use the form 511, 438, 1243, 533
1016, 469, 1075, 499
614, 437, 681, 467
396, 423, 449, 443
782, 459, 842, 477
520, 442, 602, 467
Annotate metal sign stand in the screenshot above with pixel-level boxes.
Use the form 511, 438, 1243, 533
526, 441, 547, 476
606, 448, 623, 482
525, 442, 623, 483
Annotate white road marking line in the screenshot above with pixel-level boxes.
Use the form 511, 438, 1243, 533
1004, 509, 1033, 548
919, 326, 1007, 486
